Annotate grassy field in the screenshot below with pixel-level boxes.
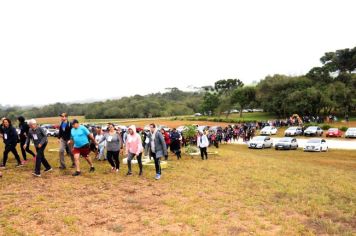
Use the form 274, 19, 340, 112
0, 138, 355, 235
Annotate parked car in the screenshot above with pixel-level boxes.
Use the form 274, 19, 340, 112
157, 125, 170, 132
345, 127, 356, 138
47, 128, 59, 137
248, 136, 273, 149
284, 126, 303, 136
303, 138, 328, 152
304, 126, 323, 136
197, 126, 209, 132
275, 137, 298, 150
194, 113, 202, 117
326, 128, 342, 137
176, 126, 187, 133
209, 126, 223, 132
260, 126, 278, 135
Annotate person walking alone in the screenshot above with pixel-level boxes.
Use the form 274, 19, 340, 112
197, 131, 209, 160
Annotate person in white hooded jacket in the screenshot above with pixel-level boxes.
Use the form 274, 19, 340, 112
197, 131, 209, 160
125, 125, 143, 176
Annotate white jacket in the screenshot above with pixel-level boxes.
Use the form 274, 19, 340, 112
197, 135, 209, 148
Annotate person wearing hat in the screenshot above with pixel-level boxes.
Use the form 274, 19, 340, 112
69, 119, 97, 176
197, 130, 209, 160
24, 119, 52, 177
58, 113, 75, 169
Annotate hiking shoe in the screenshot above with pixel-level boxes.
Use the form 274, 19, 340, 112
72, 171, 81, 176
32, 173, 41, 177
116, 168, 119, 172
89, 167, 95, 173
139, 171, 143, 176
126, 172, 132, 176
0, 165, 6, 170
16, 164, 24, 168
59, 166, 66, 170
155, 174, 161, 180
44, 168, 53, 173
21, 160, 28, 165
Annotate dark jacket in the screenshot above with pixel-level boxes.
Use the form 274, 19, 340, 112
2, 126, 19, 146
19, 121, 30, 141
58, 121, 72, 141
26, 127, 48, 148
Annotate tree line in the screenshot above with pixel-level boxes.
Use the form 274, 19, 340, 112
201, 47, 356, 118
0, 47, 355, 120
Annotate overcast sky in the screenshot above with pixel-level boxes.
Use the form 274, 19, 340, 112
0, 0, 355, 106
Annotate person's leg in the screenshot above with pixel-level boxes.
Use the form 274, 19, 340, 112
137, 153, 143, 175
34, 147, 42, 175
20, 140, 27, 161
153, 155, 161, 175
200, 147, 204, 160
25, 145, 36, 158
98, 146, 105, 160
10, 146, 22, 165
40, 143, 51, 170
2, 145, 11, 166
127, 152, 134, 174
59, 139, 67, 168
65, 142, 75, 166
106, 151, 115, 168
204, 148, 208, 160
74, 153, 81, 172
113, 151, 120, 170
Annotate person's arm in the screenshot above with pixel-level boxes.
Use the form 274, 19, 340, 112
136, 134, 143, 155
24, 131, 32, 148
97, 135, 106, 145
158, 132, 168, 155
38, 128, 48, 147
118, 133, 123, 149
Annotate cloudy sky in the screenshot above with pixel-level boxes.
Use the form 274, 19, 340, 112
0, 0, 355, 106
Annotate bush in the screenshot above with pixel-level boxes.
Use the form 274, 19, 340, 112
340, 126, 348, 132
321, 124, 332, 130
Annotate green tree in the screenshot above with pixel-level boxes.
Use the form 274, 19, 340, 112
231, 86, 256, 117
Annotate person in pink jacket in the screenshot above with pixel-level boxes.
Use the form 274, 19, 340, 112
125, 125, 143, 176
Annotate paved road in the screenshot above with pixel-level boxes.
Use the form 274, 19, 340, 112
230, 137, 356, 150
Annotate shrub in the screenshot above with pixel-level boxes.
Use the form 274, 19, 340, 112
321, 124, 332, 130
340, 126, 348, 132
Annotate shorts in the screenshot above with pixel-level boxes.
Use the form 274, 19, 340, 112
72, 145, 90, 158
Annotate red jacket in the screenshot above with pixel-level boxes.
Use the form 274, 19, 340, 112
163, 132, 171, 145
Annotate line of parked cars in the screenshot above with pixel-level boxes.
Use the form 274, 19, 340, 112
248, 136, 329, 152
260, 125, 356, 139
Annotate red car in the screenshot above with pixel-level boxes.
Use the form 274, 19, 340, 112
326, 128, 342, 137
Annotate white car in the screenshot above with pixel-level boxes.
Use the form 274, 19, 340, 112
284, 127, 303, 136
345, 127, 356, 138
248, 136, 273, 149
304, 126, 323, 136
303, 138, 328, 152
176, 126, 187, 133
260, 126, 278, 135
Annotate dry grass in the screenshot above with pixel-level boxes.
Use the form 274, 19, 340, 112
0, 138, 355, 235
